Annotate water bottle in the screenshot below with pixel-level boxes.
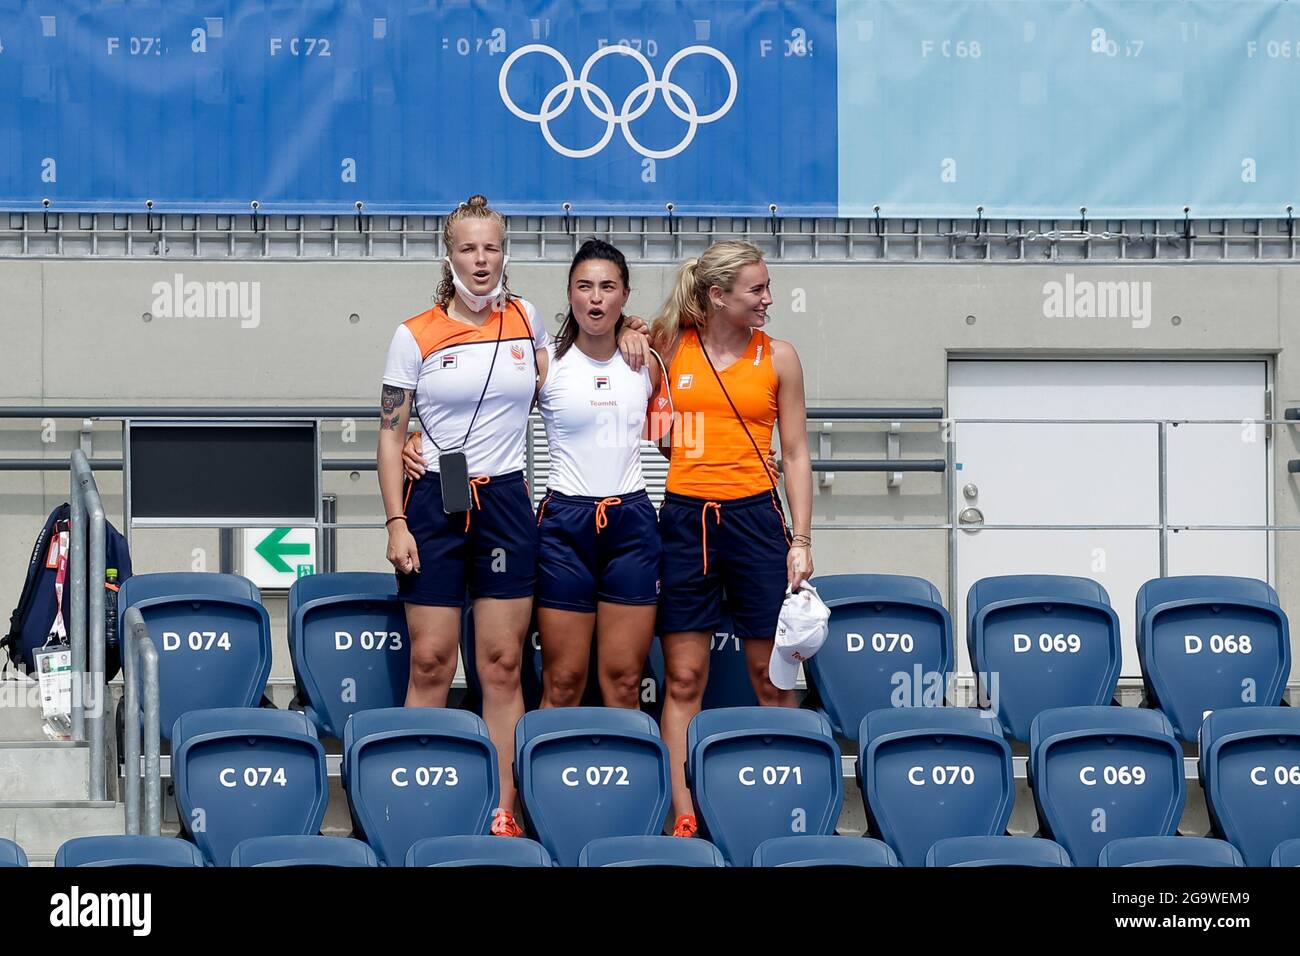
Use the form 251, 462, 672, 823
104, 568, 119, 654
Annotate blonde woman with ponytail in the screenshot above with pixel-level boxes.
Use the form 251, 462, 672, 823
650, 241, 814, 838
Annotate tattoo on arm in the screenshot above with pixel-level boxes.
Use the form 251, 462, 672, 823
381, 385, 408, 431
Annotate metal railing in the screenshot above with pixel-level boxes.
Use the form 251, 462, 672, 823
5, 212, 1300, 262
0, 405, 937, 489
121, 606, 161, 836
68, 449, 106, 801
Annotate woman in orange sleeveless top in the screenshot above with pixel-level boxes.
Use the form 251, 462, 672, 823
648, 240, 814, 837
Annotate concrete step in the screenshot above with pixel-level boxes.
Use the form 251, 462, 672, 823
0, 743, 90, 801
0, 679, 63, 742
0, 801, 122, 864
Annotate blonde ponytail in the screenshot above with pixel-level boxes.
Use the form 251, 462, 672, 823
650, 241, 765, 354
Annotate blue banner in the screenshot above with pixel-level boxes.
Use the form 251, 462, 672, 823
0, 0, 838, 215
0, 1, 1297, 218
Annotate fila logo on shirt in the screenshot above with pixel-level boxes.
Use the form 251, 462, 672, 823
440, 354, 458, 370
594, 375, 610, 390
677, 374, 693, 389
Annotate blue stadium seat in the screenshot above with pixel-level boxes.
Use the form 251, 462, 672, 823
515, 707, 671, 867
118, 572, 272, 741
0, 838, 27, 867
688, 708, 843, 866
967, 575, 1122, 740
1271, 838, 1300, 867
171, 708, 328, 867
578, 835, 726, 867
1136, 576, 1290, 742
288, 572, 410, 739
1029, 706, 1184, 866
926, 836, 1072, 867
343, 707, 499, 866
805, 574, 954, 736
1098, 836, 1244, 867
753, 835, 900, 867
229, 835, 378, 867
859, 707, 1014, 867
55, 835, 205, 867
1201, 707, 1300, 866
701, 616, 758, 709
404, 835, 552, 867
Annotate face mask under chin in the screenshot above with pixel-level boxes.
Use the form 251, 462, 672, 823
445, 255, 509, 312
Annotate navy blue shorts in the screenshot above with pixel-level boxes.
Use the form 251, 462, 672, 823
396, 470, 538, 606
536, 489, 662, 613
657, 489, 791, 639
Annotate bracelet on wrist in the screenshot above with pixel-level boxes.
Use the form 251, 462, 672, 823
385, 515, 407, 528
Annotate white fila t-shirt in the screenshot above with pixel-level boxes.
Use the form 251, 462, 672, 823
538, 341, 653, 497
382, 299, 547, 476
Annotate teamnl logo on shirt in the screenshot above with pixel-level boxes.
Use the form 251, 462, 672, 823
149, 273, 261, 329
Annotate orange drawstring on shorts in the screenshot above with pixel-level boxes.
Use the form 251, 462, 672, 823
594, 497, 622, 533
700, 501, 721, 575
464, 475, 492, 532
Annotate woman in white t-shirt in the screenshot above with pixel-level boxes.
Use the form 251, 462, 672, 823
531, 239, 665, 708
378, 195, 546, 837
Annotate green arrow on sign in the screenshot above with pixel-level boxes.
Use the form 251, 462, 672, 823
254, 528, 310, 573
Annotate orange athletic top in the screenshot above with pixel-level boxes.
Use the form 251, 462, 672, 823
665, 328, 779, 499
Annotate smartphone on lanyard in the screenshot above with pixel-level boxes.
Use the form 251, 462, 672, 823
438, 450, 473, 513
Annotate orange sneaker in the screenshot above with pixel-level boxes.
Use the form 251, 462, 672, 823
672, 814, 698, 838
491, 809, 524, 837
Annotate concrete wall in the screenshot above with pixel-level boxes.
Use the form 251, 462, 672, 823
2, 258, 1297, 683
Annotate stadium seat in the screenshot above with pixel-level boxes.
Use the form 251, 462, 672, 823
404, 835, 552, 867
1200, 707, 1300, 866
966, 575, 1122, 741
688, 708, 843, 866
344, 707, 499, 866
1097, 836, 1244, 867
55, 835, 205, 867
805, 574, 954, 736
1135, 575, 1290, 742
117, 572, 273, 741
0, 838, 27, 867
577, 835, 727, 867
859, 707, 1014, 867
1029, 706, 1185, 866
287, 572, 409, 739
1271, 838, 1300, 867
171, 708, 328, 867
753, 835, 900, 867
700, 618, 759, 709
925, 836, 1072, 867
229, 835, 378, 867
515, 707, 671, 867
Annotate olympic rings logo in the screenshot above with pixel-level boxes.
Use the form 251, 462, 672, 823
498, 44, 738, 160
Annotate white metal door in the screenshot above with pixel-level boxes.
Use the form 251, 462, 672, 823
949, 360, 1269, 677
